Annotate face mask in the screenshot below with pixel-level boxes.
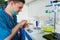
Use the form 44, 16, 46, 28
11, 10, 18, 16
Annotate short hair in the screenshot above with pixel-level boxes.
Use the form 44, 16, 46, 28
8, 0, 25, 4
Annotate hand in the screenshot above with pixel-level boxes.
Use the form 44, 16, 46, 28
23, 23, 28, 28
27, 23, 33, 25
23, 23, 33, 28
19, 20, 27, 28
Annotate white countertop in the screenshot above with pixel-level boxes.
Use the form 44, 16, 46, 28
25, 28, 51, 40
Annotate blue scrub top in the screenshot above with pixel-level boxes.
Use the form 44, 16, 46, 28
0, 8, 18, 40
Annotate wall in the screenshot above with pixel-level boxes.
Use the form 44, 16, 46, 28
17, 5, 29, 23
17, 0, 60, 33
28, 0, 50, 18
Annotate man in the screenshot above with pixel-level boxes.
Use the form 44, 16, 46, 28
0, 0, 27, 40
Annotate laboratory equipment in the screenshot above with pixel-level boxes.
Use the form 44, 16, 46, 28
42, 26, 54, 32
36, 20, 38, 27
45, 0, 57, 32
42, 0, 60, 40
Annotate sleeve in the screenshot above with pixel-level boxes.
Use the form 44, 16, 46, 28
0, 15, 11, 40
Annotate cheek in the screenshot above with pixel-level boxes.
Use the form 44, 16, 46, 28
16, 8, 21, 12
15, 8, 20, 13
16, 8, 20, 12
14, 7, 18, 11
13, 5, 18, 10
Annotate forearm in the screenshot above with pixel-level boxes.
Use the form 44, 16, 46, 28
5, 24, 22, 40
4, 20, 27, 40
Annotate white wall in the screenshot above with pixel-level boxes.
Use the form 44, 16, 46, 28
17, 5, 29, 23
28, 0, 50, 18
17, 0, 51, 22
27, 0, 55, 23
17, 0, 54, 26
17, 0, 60, 33
27, 0, 60, 33
27, 0, 59, 32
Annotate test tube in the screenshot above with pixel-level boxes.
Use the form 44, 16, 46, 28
36, 20, 38, 29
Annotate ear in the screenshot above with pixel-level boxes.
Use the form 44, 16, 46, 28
10, 1, 14, 5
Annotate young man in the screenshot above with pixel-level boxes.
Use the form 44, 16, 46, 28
0, 0, 27, 40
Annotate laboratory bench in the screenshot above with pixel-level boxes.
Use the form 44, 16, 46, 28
25, 28, 60, 40
25, 28, 48, 40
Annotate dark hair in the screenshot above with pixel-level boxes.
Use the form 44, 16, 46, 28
8, 0, 25, 4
